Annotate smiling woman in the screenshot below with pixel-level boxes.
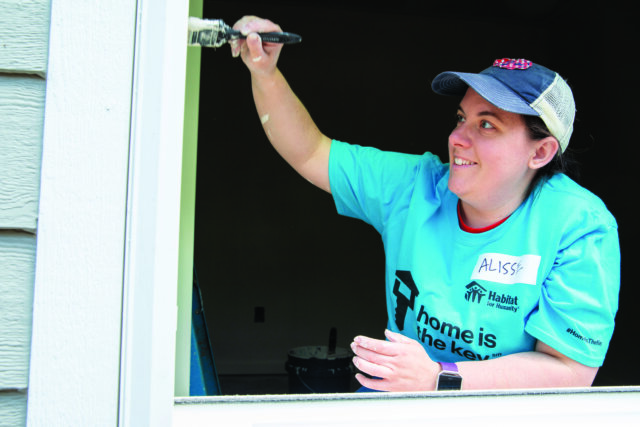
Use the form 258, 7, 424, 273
436, 60, 572, 228
447, 88, 548, 228
218, 10, 620, 393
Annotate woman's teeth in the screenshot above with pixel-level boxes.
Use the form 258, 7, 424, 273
454, 157, 475, 166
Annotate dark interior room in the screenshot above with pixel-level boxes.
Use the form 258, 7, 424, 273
193, 0, 637, 394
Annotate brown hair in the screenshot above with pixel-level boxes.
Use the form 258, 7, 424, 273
523, 115, 577, 199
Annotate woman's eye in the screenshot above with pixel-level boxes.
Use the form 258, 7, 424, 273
455, 113, 465, 125
480, 120, 494, 129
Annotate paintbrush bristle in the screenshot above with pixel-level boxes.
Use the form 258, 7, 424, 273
187, 17, 229, 47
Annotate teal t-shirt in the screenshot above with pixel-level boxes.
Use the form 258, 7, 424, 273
329, 140, 620, 367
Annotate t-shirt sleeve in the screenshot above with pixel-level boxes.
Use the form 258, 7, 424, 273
525, 213, 620, 367
328, 140, 440, 233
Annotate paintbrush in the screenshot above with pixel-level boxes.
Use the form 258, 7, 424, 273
187, 17, 302, 48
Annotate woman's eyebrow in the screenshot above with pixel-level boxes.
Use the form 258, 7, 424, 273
479, 110, 502, 120
458, 105, 504, 121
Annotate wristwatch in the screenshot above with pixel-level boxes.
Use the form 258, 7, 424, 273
436, 362, 462, 391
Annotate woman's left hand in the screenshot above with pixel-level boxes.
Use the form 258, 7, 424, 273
351, 329, 440, 391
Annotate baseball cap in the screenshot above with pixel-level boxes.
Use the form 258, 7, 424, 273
431, 58, 575, 152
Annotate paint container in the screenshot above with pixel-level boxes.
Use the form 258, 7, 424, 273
285, 345, 353, 393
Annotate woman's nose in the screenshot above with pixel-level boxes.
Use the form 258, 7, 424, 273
449, 125, 471, 148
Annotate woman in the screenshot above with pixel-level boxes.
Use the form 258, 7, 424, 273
230, 16, 620, 392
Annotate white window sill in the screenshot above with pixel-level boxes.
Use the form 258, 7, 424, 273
174, 386, 640, 426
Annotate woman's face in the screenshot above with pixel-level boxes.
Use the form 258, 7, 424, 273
447, 88, 538, 224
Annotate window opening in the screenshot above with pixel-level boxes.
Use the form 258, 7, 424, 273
184, 0, 635, 397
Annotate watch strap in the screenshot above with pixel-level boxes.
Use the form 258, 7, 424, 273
438, 362, 458, 373
436, 361, 462, 391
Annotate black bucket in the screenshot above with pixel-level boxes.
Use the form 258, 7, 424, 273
285, 345, 353, 393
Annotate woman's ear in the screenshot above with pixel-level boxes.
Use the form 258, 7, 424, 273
529, 137, 559, 170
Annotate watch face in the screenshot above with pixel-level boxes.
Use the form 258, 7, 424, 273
437, 372, 463, 391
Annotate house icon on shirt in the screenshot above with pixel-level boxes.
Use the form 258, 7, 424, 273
465, 281, 487, 304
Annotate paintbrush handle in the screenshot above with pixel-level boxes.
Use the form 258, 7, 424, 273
231, 31, 302, 44
187, 18, 302, 47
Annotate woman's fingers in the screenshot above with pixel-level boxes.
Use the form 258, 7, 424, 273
230, 16, 284, 75
351, 330, 440, 391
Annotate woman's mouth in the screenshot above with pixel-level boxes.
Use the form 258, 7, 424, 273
453, 157, 477, 166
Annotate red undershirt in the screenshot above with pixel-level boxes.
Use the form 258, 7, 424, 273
457, 200, 510, 233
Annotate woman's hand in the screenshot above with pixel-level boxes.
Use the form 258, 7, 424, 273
351, 329, 440, 391
351, 331, 599, 391
231, 16, 284, 77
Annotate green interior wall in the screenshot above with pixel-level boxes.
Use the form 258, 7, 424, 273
175, 0, 203, 396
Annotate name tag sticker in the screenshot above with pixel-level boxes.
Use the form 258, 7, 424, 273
471, 253, 541, 285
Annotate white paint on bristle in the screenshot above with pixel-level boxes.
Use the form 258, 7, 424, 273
187, 17, 227, 48
188, 17, 223, 31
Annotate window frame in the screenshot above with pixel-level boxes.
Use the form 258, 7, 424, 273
29, 0, 640, 426
131, 2, 639, 425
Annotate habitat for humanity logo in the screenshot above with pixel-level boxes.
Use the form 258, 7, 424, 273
464, 281, 520, 313
465, 282, 486, 303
